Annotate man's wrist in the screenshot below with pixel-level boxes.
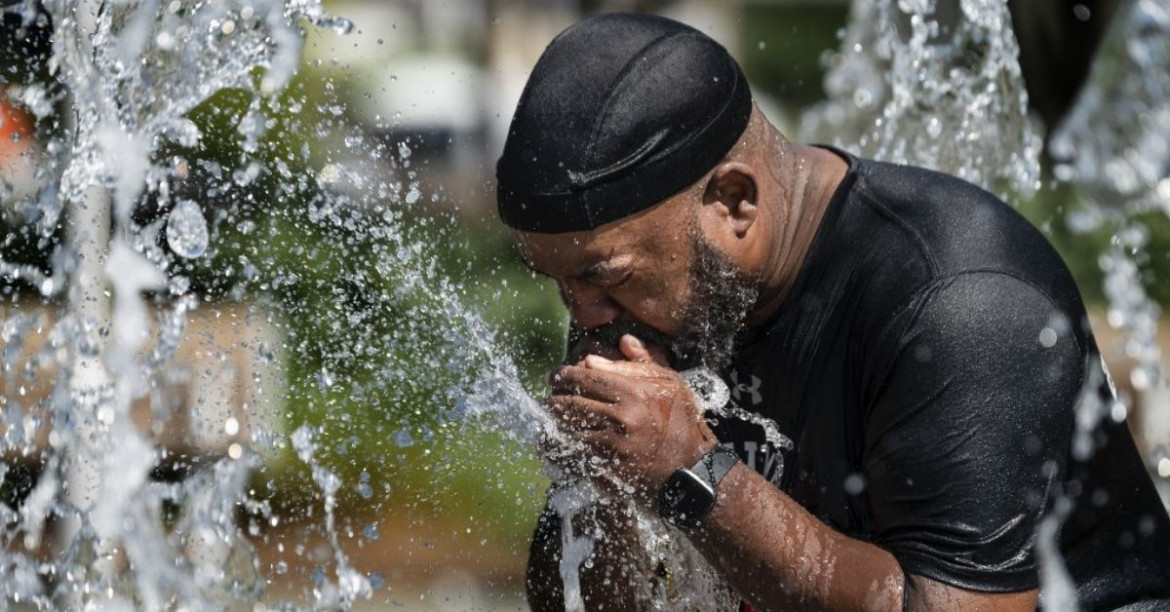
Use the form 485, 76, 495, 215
657, 445, 739, 530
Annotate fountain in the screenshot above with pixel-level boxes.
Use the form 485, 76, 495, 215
0, 0, 1165, 609
0, 0, 543, 607
806, 0, 1170, 607
1050, 0, 1169, 395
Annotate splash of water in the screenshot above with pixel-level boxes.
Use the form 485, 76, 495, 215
0, 0, 387, 607
1051, 0, 1170, 218
165, 199, 209, 259
802, 0, 1041, 196
801, 1, 1165, 608
1039, 1, 1170, 604
1051, 0, 1170, 392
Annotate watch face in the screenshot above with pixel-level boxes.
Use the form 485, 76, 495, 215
659, 468, 717, 529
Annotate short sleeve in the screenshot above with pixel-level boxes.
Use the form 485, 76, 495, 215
862, 271, 1083, 591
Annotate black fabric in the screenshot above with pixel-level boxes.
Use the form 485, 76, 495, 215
496, 13, 752, 234
709, 148, 1170, 608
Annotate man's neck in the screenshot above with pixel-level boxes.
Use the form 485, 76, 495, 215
746, 144, 849, 327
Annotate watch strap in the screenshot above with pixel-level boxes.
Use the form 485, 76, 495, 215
697, 445, 739, 489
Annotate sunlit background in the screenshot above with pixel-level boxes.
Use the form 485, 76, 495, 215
1, 0, 1167, 608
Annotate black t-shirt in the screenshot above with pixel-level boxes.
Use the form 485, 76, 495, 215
709, 149, 1170, 608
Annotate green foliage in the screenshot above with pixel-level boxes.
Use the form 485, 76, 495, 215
161, 64, 565, 545
739, 4, 851, 111
1013, 178, 1170, 307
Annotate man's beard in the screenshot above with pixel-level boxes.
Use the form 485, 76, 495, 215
569, 230, 758, 373
669, 229, 759, 372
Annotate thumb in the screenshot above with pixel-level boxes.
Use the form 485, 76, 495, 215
619, 334, 653, 363
582, 353, 663, 379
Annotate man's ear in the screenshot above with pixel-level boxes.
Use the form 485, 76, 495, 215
703, 161, 758, 237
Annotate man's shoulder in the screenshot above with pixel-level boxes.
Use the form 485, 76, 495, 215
846, 158, 1081, 309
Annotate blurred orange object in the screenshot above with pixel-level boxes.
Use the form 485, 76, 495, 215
0, 89, 34, 167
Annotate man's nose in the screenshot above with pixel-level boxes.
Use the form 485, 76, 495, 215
564, 284, 621, 330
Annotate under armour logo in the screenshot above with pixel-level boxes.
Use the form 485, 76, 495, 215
730, 370, 763, 405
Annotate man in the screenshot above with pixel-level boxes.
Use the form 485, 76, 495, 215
496, 13, 1170, 611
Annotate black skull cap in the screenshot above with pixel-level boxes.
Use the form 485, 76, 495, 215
496, 13, 753, 234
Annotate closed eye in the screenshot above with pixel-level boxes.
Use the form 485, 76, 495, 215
600, 270, 633, 289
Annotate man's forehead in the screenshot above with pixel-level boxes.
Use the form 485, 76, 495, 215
516, 227, 637, 274
515, 190, 693, 273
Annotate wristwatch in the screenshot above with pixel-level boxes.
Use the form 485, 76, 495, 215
657, 445, 739, 530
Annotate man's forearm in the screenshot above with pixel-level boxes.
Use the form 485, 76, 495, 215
527, 499, 655, 611
527, 506, 565, 612
691, 462, 904, 611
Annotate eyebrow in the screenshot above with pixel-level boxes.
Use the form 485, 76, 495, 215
522, 258, 623, 282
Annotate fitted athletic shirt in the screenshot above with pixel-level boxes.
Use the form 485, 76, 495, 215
708, 147, 1170, 609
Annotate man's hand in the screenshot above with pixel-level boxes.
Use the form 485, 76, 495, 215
544, 334, 718, 501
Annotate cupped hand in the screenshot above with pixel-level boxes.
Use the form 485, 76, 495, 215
542, 334, 717, 502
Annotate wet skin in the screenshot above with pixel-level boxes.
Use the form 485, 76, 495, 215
519, 109, 1039, 611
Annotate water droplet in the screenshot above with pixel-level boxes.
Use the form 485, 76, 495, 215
925, 116, 942, 138
166, 200, 208, 258
852, 88, 873, 108
1131, 366, 1152, 390
844, 473, 866, 495
318, 367, 334, 389
405, 184, 421, 204
315, 16, 354, 35
1159, 457, 1170, 478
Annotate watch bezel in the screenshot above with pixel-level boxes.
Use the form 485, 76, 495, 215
659, 466, 717, 530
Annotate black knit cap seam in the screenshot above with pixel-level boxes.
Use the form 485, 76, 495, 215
578, 28, 690, 184
633, 41, 746, 179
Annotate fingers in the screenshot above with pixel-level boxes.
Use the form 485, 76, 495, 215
565, 336, 625, 365
619, 334, 654, 362
547, 364, 632, 403
545, 394, 625, 433
581, 353, 671, 379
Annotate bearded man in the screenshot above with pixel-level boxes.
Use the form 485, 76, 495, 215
496, 13, 1170, 611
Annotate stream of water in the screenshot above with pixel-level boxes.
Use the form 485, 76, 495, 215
0, 0, 1164, 609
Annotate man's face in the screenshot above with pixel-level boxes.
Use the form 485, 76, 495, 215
517, 196, 758, 371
